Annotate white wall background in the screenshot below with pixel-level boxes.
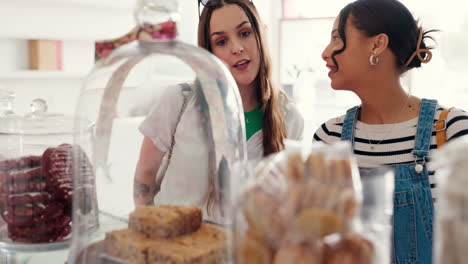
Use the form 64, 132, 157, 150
0, 0, 200, 117
1, 0, 467, 128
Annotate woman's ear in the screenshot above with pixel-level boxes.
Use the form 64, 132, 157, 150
370, 33, 389, 56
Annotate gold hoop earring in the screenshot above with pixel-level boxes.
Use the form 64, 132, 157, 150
370, 52, 379, 66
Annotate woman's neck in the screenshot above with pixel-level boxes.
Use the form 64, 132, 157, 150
358, 79, 419, 124
238, 82, 260, 112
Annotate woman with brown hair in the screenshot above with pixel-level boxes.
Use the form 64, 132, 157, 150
197, 0, 303, 157
134, 0, 303, 222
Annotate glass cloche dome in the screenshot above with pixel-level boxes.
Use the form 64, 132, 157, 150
68, 0, 247, 263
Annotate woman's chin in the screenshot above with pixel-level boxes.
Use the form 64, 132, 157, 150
330, 80, 346, 91
234, 77, 256, 88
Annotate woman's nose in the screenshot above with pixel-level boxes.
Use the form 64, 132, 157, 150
322, 48, 329, 61
231, 40, 244, 55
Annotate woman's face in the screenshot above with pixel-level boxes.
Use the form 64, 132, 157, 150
209, 4, 261, 89
321, 15, 372, 91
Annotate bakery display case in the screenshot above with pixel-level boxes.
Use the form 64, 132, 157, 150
66, 0, 246, 263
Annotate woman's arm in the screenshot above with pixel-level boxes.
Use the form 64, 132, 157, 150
133, 136, 166, 207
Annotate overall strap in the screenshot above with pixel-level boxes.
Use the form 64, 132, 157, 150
413, 99, 437, 159
341, 106, 360, 147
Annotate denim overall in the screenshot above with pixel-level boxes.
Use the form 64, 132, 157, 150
341, 99, 436, 264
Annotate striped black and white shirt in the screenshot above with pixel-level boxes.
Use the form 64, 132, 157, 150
313, 106, 468, 199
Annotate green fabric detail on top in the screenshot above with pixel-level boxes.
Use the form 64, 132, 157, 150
244, 104, 263, 140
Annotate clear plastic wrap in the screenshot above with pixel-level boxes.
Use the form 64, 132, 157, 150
233, 141, 393, 264
432, 136, 468, 264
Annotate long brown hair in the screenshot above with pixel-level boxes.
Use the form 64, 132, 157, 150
198, 0, 287, 155
198, 0, 287, 215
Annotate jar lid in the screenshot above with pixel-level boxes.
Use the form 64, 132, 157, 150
134, 0, 179, 40
0, 98, 77, 135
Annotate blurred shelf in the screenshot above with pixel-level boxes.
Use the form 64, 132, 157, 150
0, 1, 135, 40
0, 71, 87, 80
28, 0, 134, 10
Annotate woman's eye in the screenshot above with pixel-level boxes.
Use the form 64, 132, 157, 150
240, 31, 251, 38
332, 36, 340, 41
216, 39, 227, 46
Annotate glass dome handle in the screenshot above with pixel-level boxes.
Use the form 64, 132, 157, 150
133, 0, 179, 40
30, 98, 48, 114
0, 89, 15, 116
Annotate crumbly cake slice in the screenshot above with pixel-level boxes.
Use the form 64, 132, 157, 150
129, 205, 202, 239
147, 224, 228, 264
104, 229, 151, 264
159, 205, 203, 234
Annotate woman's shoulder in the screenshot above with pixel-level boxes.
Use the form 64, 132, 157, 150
436, 104, 468, 141
313, 115, 346, 143
435, 105, 467, 117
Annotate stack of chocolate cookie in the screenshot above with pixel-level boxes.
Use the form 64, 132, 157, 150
0, 144, 77, 243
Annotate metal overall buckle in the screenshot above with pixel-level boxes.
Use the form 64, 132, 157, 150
413, 155, 428, 174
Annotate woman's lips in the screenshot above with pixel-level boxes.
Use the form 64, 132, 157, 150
327, 65, 337, 77
234, 60, 250, 71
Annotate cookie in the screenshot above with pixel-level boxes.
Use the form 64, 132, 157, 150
8, 215, 71, 236
0, 192, 52, 206
2, 202, 64, 226
1, 180, 46, 194
0, 167, 43, 184
0, 156, 41, 172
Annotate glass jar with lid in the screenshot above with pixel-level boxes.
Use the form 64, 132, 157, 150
0, 95, 92, 252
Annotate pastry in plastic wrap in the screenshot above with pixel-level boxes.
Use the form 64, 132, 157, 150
242, 188, 284, 247
294, 208, 341, 239
322, 234, 374, 264
235, 143, 383, 264
273, 243, 319, 264
236, 231, 273, 264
